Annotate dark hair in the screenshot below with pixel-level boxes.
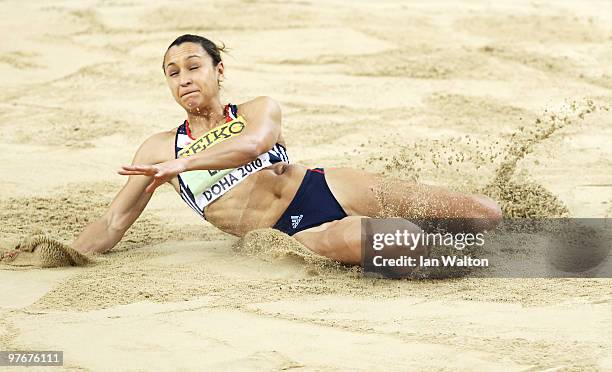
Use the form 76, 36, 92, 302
163, 34, 226, 70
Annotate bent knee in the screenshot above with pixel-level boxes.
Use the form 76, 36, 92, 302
293, 219, 363, 264
471, 194, 502, 231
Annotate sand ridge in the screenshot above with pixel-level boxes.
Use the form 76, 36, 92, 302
1, 234, 91, 268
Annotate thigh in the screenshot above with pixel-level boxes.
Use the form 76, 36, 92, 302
292, 215, 431, 268
324, 167, 500, 224
324, 167, 450, 217
323, 167, 381, 217
293, 216, 365, 265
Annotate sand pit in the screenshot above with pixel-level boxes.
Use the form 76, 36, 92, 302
1, 0, 612, 370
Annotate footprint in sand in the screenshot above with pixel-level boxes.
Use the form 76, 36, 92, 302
0, 235, 91, 268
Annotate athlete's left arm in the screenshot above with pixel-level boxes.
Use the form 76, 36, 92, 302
185, 95, 282, 170
119, 96, 281, 193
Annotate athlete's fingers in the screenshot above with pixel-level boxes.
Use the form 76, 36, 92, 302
117, 170, 152, 176
122, 164, 156, 172
118, 165, 158, 176
118, 166, 143, 174
117, 169, 144, 175
1, 250, 20, 261
145, 178, 163, 193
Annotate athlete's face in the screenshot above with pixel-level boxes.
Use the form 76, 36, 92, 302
163, 42, 224, 113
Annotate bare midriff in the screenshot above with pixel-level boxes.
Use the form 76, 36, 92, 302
201, 163, 307, 236
166, 124, 306, 236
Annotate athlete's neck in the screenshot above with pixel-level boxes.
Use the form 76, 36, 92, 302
186, 101, 226, 135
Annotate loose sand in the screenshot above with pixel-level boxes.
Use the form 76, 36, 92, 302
1, 0, 612, 370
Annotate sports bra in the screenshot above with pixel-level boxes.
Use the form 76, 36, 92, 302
174, 103, 290, 219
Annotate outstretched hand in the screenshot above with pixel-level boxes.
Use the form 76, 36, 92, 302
118, 159, 187, 193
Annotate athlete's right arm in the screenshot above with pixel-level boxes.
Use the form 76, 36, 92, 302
71, 133, 171, 254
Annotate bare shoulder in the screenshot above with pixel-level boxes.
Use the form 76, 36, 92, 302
238, 96, 281, 121
133, 129, 176, 164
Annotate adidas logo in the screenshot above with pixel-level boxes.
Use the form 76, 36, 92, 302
291, 215, 303, 229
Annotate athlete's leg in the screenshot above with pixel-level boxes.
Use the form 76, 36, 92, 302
292, 216, 362, 264
293, 216, 427, 265
324, 167, 502, 232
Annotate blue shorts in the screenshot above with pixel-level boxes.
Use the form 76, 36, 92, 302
273, 168, 348, 236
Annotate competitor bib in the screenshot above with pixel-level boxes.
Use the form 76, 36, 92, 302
178, 116, 246, 195
177, 116, 275, 207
